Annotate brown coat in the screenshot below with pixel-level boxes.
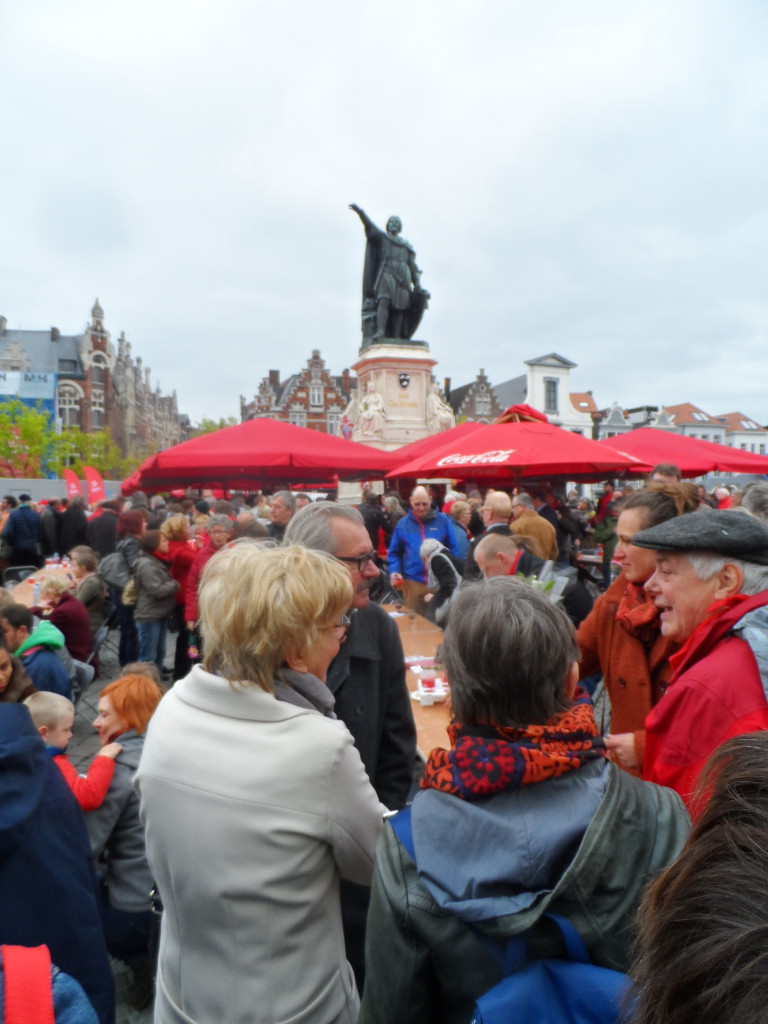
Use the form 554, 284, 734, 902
576, 573, 677, 774
510, 508, 558, 561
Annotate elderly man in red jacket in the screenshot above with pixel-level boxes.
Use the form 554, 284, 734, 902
633, 509, 768, 807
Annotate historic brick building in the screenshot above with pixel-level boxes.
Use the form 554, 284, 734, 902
240, 349, 356, 434
0, 300, 189, 459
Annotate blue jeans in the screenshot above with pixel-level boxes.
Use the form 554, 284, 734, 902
137, 618, 168, 675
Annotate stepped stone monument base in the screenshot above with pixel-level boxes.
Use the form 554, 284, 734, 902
351, 340, 436, 451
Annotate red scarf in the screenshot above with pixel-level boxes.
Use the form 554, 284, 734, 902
421, 694, 606, 799
615, 581, 662, 647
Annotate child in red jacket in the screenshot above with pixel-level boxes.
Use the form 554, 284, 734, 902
24, 692, 122, 812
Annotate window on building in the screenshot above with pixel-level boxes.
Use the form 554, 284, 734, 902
544, 378, 558, 414
309, 385, 323, 408
289, 411, 307, 428
91, 389, 105, 429
327, 412, 342, 435
713, 434, 721, 444
57, 385, 81, 427
475, 393, 491, 416
741, 443, 747, 450
58, 359, 78, 373
760, 445, 766, 455
91, 355, 108, 385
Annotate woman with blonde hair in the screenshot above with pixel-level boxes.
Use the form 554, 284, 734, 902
136, 542, 384, 1024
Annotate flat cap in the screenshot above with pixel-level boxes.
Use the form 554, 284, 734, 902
632, 509, 768, 565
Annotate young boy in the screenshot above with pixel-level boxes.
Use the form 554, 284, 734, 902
24, 692, 122, 812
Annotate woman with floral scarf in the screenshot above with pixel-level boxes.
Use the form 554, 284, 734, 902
359, 577, 689, 1024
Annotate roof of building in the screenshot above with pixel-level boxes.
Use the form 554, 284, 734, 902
524, 353, 577, 369
715, 411, 765, 432
0, 328, 84, 374
570, 392, 598, 414
663, 402, 721, 426
493, 374, 527, 410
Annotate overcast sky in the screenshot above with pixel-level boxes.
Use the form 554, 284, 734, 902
2, 0, 767, 427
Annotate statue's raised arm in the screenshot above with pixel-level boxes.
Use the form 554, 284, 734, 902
348, 203, 429, 345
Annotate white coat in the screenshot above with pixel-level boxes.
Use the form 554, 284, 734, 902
135, 665, 385, 1024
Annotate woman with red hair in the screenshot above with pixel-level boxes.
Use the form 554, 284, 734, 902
86, 673, 163, 1004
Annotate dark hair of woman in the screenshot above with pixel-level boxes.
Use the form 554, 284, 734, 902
622, 483, 699, 529
139, 530, 163, 554
630, 732, 768, 1024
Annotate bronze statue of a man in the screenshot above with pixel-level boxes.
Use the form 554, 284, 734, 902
349, 204, 430, 344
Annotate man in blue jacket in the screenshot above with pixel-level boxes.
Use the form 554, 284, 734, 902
388, 485, 459, 616
0, 704, 115, 1024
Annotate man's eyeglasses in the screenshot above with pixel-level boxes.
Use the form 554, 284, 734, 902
325, 614, 352, 639
336, 551, 377, 573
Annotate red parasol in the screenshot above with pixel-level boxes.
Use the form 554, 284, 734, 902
599, 428, 768, 477
129, 418, 399, 492
388, 419, 648, 482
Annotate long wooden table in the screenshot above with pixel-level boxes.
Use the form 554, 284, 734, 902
384, 605, 453, 758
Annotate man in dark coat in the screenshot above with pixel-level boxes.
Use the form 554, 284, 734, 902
58, 495, 89, 554
86, 500, 120, 558
286, 501, 417, 989
0, 704, 115, 1024
40, 497, 62, 557
1, 493, 42, 567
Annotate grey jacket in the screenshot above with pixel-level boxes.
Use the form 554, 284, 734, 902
85, 731, 153, 913
133, 553, 178, 622
359, 760, 690, 1024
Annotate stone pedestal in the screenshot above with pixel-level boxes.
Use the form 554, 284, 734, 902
352, 340, 436, 451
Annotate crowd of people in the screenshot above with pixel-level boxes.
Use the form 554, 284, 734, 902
1, 471, 768, 1023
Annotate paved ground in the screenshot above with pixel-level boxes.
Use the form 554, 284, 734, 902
71, 628, 175, 1023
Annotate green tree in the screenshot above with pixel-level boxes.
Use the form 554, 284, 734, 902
192, 416, 238, 437
0, 399, 72, 477
64, 427, 141, 479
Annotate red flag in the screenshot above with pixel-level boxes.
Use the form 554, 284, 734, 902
63, 469, 82, 501
83, 466, 107, 505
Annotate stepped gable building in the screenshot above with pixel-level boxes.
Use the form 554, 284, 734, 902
446, 369, 504, 423
240, 349, 356, 434
0, 300, 188, 459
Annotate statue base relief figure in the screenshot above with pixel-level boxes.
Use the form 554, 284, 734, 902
352, 342, 438, 451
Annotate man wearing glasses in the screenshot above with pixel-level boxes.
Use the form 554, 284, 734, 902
388, 486, 459, 615
462, 490, 514, 581
286, 502, 417, 989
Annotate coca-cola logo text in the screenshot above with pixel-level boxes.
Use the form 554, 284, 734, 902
435, 449, 516, 467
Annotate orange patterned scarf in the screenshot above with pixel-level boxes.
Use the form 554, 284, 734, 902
421, 695, 606, 799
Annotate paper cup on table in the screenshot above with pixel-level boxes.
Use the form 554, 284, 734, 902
420, 669, 437, 692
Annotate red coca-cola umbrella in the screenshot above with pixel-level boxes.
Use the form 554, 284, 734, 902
599, 428, 768, 477
130, 418, 399, 492
388, 419, 648, 482
389, 421, 486, 465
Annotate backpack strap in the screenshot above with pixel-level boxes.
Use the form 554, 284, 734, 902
389, 806, 415, 859
2, 945, 55, 1024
